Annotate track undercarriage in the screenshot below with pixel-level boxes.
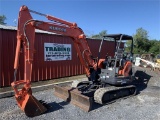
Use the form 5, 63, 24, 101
54, 81, 136, 112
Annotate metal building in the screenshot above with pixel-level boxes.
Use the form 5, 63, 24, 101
0, 25, 115, 87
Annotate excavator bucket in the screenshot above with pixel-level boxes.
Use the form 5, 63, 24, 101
16, 93, 47, 117
11, 81, 47, 117
54, 85, 93, 112
15, 91, 47, 117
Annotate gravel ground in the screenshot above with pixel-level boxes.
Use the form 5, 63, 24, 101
0, 66, 160, 120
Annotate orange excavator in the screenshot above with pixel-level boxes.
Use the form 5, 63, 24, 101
11, 5, 136, 117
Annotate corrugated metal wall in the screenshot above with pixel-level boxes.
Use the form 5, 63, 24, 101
0, 29, 17, 87
0, 29, 115, 87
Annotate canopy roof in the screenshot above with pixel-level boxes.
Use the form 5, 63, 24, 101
104, 34, 133, 40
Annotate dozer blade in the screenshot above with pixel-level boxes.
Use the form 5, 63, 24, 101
54, 85, 93, 112
15, 93, 47, 117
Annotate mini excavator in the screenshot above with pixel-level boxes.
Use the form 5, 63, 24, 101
54, 34, 136, 111
11, 5, 136, 117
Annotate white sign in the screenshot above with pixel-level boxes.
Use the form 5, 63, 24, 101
44, 43, 72, 61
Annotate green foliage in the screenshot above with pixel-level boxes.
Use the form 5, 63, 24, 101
125, 40, 132, 52
0, 15, 7, 25
125, 27, 160, 56
90, 30, 107, 39
149, 40, 160, 55
133, 27, 150, 54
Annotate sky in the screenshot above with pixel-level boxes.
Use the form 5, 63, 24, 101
0, 0, 160, 40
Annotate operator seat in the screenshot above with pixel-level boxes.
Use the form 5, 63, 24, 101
103, 55, 111, 69
116, 48, 125, 67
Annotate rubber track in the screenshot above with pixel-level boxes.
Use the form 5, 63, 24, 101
94, 85, 136, 104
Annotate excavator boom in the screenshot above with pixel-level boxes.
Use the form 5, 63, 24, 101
11, 5, 96, 117
12, 5, 136, 117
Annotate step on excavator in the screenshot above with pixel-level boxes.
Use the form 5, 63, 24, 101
11, 5, 136, 117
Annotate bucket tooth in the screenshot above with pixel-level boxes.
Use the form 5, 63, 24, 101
54, 85, 93, 112
21, 94, 47, 117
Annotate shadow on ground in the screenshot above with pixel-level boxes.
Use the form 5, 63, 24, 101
132, 70, 152, 94
44, 101, 70, 114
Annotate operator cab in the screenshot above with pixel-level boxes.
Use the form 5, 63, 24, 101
98, 34, 134, 86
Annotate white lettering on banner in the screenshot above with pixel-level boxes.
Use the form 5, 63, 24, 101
44, 43, 72, 61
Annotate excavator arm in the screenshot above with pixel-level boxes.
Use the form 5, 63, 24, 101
11, 6, 136, 117
14, 5, 95, 77
11, 5, 96, 117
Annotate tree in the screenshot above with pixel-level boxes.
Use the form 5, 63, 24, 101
149, 40, 160, 55
0, 15, 7, 25
125, 27, 160, 55
90, 30, 107, 39
132, 28, 150, 54
125, 40, 133, 53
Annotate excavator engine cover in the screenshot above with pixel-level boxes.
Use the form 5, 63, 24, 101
54, 85, 93, 112
11, 80, 47, 117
